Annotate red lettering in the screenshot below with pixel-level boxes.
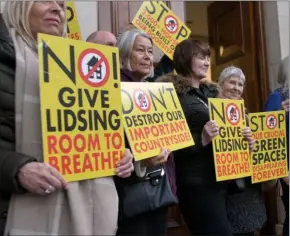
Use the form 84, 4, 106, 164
104, 133, 111, 149
101, 152, 112, 170
73, 154, 81, 173
61, 155, 72, 175
59, 135, 72, 154
151, 125, 159, 137
112, 150, 122, 168
47, 135, 58, 154
88, 134, 100, 151
164, 137, 170, 146
112, 133, 122, 149
91, 153, 100, 171
217, 166, 222, 177
82, 153, 94, 172
74, 134, 86, 152
49, 156, 60, 171
134, 143, 141, 153
144, 127, 150, 138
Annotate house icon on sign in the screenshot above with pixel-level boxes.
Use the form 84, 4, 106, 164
87, 56, 102, 81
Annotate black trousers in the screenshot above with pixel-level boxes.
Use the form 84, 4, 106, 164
281, 180, 289, 236
177, 183, 233, 236
116, 206, 168, 236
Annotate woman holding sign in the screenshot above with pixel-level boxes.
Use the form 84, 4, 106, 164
114, 29, 177, 236
264, 56, 289, 236
0, 2, 134, 235
157, 39, 256, 235
217, 66, 266, 236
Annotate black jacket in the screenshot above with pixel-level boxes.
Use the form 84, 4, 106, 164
0, 14, 36, 234
157, 74, 220, 186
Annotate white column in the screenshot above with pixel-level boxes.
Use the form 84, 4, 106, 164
263, 1, 289, 90
73, 2, 98, 41
277, 1, 289, 59
0, 2, 5, 12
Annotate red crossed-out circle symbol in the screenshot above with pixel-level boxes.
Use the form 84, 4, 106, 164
133, 89, 151, 112
164, 15, 179, 34
78, 48, 110, 88
226, 103, 240, 125
266, 114, 277, 129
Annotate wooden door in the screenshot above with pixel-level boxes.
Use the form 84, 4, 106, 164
207, 1, 269, 112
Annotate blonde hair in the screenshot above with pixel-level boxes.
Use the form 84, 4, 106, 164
2, 1, 67, 50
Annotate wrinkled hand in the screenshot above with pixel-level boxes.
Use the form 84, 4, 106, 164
143, 148, 171, 167
242, 127, 256, 152
282, 99, 289, 111
18, 162, 68, 196
201, 120, 219, 146
116, 149, 134, 178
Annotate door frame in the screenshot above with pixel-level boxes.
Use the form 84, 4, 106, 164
253, 2, 270, 106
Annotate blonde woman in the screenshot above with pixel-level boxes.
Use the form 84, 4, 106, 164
0, 1, 133, 235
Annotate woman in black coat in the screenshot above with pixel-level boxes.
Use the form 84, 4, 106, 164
157, 39, 254, 236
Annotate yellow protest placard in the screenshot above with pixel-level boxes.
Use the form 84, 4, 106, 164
249, 111, 288, 183
38, 33, 124, 182
66, 2, 82, 40
132, 1, 191, 60
208, 98, 251, 181
121, 82, 194, 161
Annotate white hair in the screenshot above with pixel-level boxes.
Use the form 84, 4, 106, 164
3, 1, 67, 50
116, 29, 154, 78
278, 56, 289, 93
218, 66, 246, 85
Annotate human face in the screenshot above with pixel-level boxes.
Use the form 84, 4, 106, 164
29, 1, 65, 39
191, 53, 210, 79
130, 36, 153, 79
220, 76, 245, 100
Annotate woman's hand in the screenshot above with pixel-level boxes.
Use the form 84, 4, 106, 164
18, 162, 68, 196
242, 127, 256, 152
281, 99, 289, 111
116, 149, 134, 178
282, 175, 289, 185
201, 120, 219, 146
143, 148, 171, 167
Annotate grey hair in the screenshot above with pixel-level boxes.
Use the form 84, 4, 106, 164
278, 56, 289, 92
218, 66, 246, 85
2, 1, 67, 50
116, 29, 154, 78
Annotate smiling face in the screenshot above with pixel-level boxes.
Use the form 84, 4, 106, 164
130, 35, 153, 78
29, 1, 65, 39
191, 53, 210, 79
220, 76, 245, 100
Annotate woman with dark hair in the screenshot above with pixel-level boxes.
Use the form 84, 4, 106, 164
157, 39, 254, 235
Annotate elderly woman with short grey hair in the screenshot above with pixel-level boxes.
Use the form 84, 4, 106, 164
218, 66, 267, 236
114, 29, 176, 236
